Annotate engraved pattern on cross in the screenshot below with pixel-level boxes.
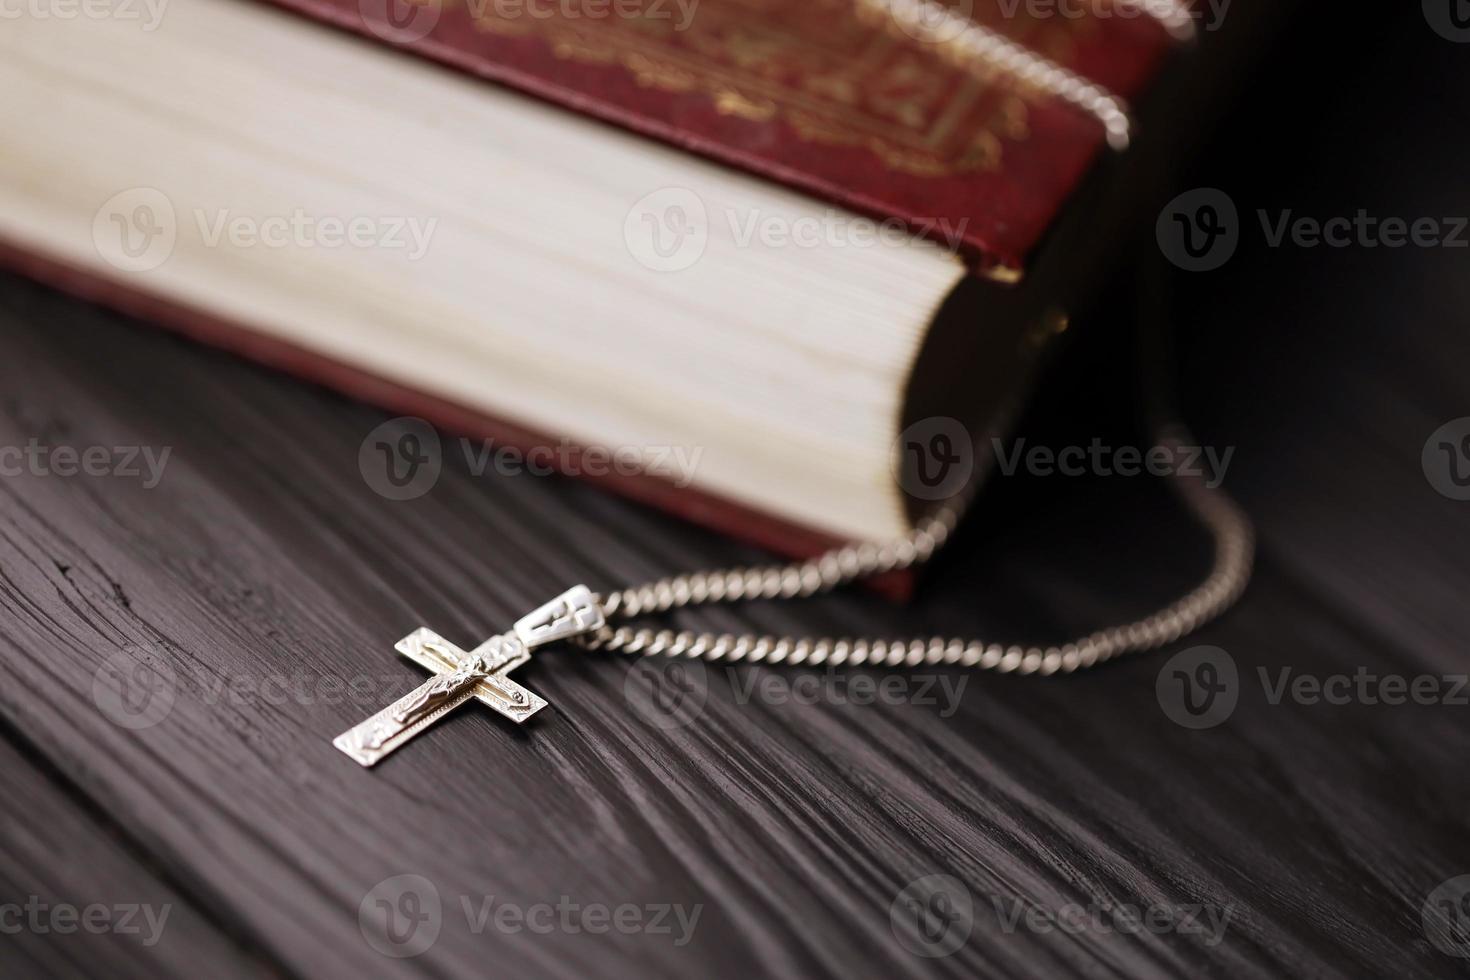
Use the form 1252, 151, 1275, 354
333, 586, 602, 767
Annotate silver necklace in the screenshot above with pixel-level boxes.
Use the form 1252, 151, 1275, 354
334, 426, 1253, 767
334, 1, 1237, 766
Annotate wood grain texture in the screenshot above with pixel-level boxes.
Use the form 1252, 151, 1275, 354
0, 736, 276, 979
1, 7, 1468, 979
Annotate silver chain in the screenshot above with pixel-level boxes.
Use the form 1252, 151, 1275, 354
575, 1, 1239, 673
575, 428, 1253, 675
855, 0, 1136, 149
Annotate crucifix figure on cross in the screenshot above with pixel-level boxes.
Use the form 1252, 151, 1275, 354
333, 586, 603, 767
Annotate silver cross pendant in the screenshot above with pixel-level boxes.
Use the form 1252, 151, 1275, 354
333, 586, 603, 767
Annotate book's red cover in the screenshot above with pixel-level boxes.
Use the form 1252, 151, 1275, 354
261, 0, 1174, 275
0, 0, 1180, 596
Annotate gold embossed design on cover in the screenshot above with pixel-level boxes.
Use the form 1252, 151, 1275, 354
455, 0, 1092, 176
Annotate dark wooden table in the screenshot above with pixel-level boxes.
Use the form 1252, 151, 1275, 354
3, 7, 1468, 979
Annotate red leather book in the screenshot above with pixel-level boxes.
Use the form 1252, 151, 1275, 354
0, 0, 1285, 595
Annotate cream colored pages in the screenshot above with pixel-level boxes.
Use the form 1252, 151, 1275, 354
0, 0, 967, 540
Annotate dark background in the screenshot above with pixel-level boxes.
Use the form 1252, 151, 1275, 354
2, 4, 1469, 978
